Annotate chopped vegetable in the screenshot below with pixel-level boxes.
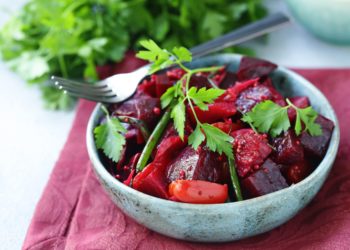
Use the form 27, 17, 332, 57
168, 180, 228, 204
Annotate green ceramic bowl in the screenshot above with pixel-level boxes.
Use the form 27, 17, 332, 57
286, 0, 350, 44
86, 54, 340, 242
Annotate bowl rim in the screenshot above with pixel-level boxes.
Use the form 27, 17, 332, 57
86, 53, 340, 211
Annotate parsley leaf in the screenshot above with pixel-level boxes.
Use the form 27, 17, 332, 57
201, 124, 234, 159
94, 106, 126, 162
171, 101, 186, 140
242, 99, 322, 137
187, 87, 225, 111
296, 106, 322, 136
242, 100, 290, 137
188, 125, 206, 149
172, 47, 192, 62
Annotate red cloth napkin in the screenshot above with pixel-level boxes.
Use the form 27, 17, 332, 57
23, 56, 350, 249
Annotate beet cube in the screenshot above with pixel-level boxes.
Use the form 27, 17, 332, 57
300, 115, 334, 159
219, 71, 237, 89
237, 57, 277, 81
133, 163, 169, 199
232, 129, 272, 178
166, 146, 229, 184
235, 85, 282, 113
188, 102, 237, 124
113, 93, 160, 128
155, 72, 172, 97
241, 159, 288, 198
271, 130, 304, 165
189, 74, 211, 89
284, 160, 312, 184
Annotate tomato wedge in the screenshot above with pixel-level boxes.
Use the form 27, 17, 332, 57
168, 180, 228, 204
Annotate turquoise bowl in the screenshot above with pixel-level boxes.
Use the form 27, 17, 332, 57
286, 0, 350, 44
86, 54, 340, 242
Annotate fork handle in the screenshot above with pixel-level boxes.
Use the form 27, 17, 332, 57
190, 13, 290, 58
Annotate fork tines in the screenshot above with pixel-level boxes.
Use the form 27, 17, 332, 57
51, 76, 117, 103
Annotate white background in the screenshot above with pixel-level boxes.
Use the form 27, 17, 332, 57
0, 0, 349, 249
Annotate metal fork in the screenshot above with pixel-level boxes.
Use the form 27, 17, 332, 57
52, 13, 290, 103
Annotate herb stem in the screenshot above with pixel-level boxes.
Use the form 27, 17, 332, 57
228, 157, 243, 201
136, 110, 171, 172
190, 66, 222, 74
58, 54, 68, 78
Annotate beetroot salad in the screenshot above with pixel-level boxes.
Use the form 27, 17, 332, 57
94, 40, 334, 204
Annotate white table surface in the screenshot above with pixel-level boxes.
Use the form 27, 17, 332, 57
0, 0, 349, 249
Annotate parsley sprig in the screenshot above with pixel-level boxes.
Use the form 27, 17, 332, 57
242, 99, 322, 137
136, 39, 234, 159
94, 106, 126, 162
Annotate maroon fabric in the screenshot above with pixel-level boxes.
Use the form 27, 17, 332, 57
23, 57, 350, 249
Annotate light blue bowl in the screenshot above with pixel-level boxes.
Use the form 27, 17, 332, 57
86, 54, 340, 242
286, 0, 350, 44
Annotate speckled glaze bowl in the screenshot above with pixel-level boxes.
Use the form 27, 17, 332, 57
86, 54, 340, 242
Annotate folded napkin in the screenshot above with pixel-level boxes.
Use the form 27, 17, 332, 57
23, 55, 350, 249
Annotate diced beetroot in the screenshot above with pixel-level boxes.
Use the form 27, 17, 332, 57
217, 78, 259, 103
137, 75, 157, 97
188, 102, 237, 124
300, 115, 334, 159
283, 160, 312, 184
241, 158, 288, 198
288, 96, 310, 121
161, 122, 193, 141
188, 74, 212, 89
133, 163, 169, 199
236, 85, 281, 113
271, 130, 304, 165
232, 129, 272, 178
218, 71, 237, 89
155, 72, 173, 97
166, 146, 229, 184
154, 136, 187, 166
212, 120, 243, 134
237, 57, 277, 81
113, 93, 160, 128
166, 68, 186, 81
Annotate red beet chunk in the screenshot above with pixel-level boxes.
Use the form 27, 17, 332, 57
154, 135, 187, 167
217, 78, 259, 103
188, 102, 237, 124
166, 146, 229, 184
283, 160, 312, 184
271, 130, 304, 165
235, 84, 282, 113
300, 115, 334, 159
155, 72, 173, 97
237, 57, 277, 81
241, 159, 288, 198
212, 120, 243, 134
138, 74, 157, 97
113, 93, 160, 128
232, 129, 272, 178
288, 96, 310, 121
188, 74, 212, 89
133, 163, 169, 199
219, 71, 237, 89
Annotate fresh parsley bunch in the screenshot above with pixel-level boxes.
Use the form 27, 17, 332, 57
0, 0, 267, 110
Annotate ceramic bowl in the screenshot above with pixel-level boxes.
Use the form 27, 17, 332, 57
86, 54, 340, 242
286, 0, 350, 44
